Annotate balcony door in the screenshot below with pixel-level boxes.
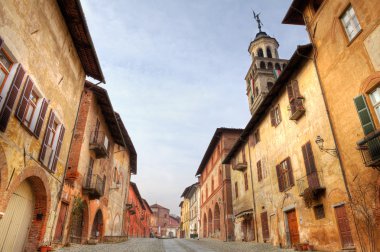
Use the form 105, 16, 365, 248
86, 158, 94, 187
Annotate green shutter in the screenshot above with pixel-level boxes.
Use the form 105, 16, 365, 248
354, 95, 375, 135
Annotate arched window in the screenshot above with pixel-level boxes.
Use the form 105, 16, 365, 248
260, 61, 266, 69
211, 177, 214, 191
257, 48, 264, 57
266, 47, 273, 58
267, 82, 274, 90
275, 63, 281, 70
267, 62, 273, 70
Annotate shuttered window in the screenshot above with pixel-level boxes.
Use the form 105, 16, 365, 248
253, 129, 260, 145
276, 157, 294, 192
39, 111, 65, 172
270, 104, 282, 127
354, 94, 375, 135
287, 80, 304, 116
261, 212, 270, 240
257, 160, 263, 182
0, 64, 25, 132
244, 172, 248, 191
302, 142, 317, 175
16, 77, 48, 137
235, 182, 238, 198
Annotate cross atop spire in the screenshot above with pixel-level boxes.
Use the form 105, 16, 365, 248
252, 10, 264, 33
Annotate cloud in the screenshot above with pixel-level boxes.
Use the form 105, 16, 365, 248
81, 0, 309, 215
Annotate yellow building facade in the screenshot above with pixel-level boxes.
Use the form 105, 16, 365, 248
283, 1, 380, 251
225, 45, 352, 251
0, 1, 104, 251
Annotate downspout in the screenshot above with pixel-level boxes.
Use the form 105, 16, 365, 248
290, 5, 361, 250
246, 138, 259, 242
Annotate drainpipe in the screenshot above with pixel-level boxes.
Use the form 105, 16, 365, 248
290, 5, 362, 250
246, 138, 259, 242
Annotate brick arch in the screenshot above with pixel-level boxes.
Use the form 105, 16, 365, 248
208, 208, 213, 237
203, 212, 207, 237
214, 203, 221, 234
91, 208, 105, 240
2, 167, 51, 252
359, 71, 380, 93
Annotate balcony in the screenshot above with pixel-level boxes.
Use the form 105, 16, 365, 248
89, 131, 109, 158
289, 97, 305, 120
357, 130, 380, 169
82, 174, 105, 199
232, 161, 247, 171
297, 171, 325, 196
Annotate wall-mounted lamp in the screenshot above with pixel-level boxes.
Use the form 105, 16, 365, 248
315, 136, 337, 156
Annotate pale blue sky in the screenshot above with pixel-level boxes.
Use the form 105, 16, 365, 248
81, 0, 309, 215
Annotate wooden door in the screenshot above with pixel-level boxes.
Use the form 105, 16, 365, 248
54, 202, 69, 241
260, 212, 269, 241
334, 205, 354, 248
286, 209, 300, 247
0, 182, 34, 252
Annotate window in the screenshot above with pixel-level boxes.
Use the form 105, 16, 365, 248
16, 77, 48, 136
267, 62, 273, 70
0, 48, 13, 94
244, 172, 248, 191
39, 111, 65, 172
270, 105, 282, 126
314, 204, 325, 219
369, 87, 380, 122
257, 48, 264, 57
340, 5, 361, 41
257, 160, 262, 182
266, 47, 272, 58
287, 80, 305, 120
275, 63, 281, 70
241, 148, 246, 163
267, 82, 274, 90
235, 182, 239, 198
211, 177, 214, 191
276, 158, 294, 192
260, 62, 266, 69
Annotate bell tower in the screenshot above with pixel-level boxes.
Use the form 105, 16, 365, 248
245, 12, 289, 115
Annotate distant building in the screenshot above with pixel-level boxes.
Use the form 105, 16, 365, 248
150, 204, 178, 237
196, 128, 243, 241
179, 182, 199, 238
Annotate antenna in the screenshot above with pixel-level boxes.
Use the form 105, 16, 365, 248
252, 10, 264, 33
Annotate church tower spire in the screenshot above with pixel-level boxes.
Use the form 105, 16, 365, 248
245, 12, 289, 115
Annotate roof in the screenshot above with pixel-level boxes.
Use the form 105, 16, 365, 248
143, 199, 152, 214
179, 201, 183, 207
57, 0, 105, 83
195, 128, 243, 176
180, 182, 199, 198
223, 44, 313, 164
115, 112, 137, 175
130, 182, 145, 209
150, 204, 169, 210
282, 0, 308, 25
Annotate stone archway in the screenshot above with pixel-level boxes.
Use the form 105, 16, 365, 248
208, 208, 213, 237
214, 203, 221, 236
0, 172, 50, 252
203, 213, 207, 238
91, 209, 104, 240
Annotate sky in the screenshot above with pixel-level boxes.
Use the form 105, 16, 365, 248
81, 0, 309, 216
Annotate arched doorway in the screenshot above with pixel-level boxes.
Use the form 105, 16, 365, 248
69, 200, 88, 244
203, 213, 207, 237
208, 208, 213, 237
0, 181, 34, 252
91, 209, 104, 240
214, 203, 221, 237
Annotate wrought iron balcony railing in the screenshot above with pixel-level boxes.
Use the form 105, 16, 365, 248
289, 97, 305, 120
83, 173, 105, 199
357, 130, 380, 169
89, 131, 109, 158
296, 171, 325, 196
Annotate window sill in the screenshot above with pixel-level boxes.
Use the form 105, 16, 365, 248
346, 29, 363, 47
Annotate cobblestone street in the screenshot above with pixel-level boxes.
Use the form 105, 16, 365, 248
57, 238, 299, 252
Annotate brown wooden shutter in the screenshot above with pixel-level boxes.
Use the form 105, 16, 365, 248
287, 83, 294, 101
302, 144, 311, 174
16, 77, 33, 121
261, 212, 270, 239
277, 105, 282, 123
51, 125, 65, 172
292, 80, 301, 97
235, 182, 238, 198
39, 111, 55, 165
257, 160, 262, 182
306, 142, 316, 173
270, 109, 275, 126
286, 157, 295, 186
33, 98, 48, 137
242, 149, 246, 162
276, 164, 284, 192
244, 172, 248, 190
0, 65, 25, 131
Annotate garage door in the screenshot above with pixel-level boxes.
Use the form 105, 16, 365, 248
0, 181, 34, 252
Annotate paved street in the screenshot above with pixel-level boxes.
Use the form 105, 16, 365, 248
57, 238, 298, 252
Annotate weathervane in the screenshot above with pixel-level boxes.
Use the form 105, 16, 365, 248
252, 10, 264, 33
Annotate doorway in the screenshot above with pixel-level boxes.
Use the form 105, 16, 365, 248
286, 209, 300, 247
334, 205, 354, 248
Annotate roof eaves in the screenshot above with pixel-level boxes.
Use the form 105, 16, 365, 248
282, 0, 307, 25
